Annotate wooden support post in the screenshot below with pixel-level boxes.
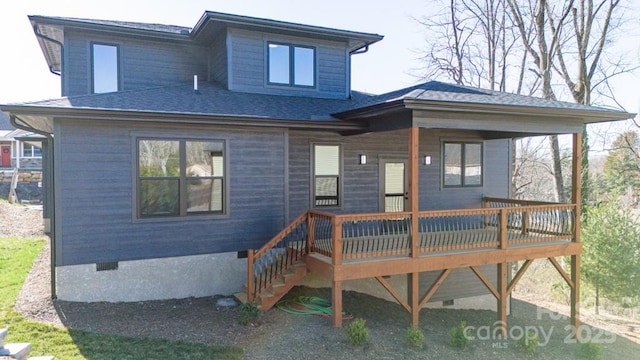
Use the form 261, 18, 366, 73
247, 249, 254, 302
571, 132, 582, 333
332, 280, 343, 327
499, 209, 507, 249
407, 126, 421, 326
409, 273, 420, 326
307, 212, 315, 253
408, 126, 419, 257
332, 217, 342, 265
571, 254, 580, 332
497, 262, 508, 337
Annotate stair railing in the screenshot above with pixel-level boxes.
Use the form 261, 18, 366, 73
247, 212, 309, 302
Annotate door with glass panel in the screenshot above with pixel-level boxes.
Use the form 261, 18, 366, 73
380, 159, 408, 212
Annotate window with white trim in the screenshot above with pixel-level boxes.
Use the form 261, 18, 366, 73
22, 143, 42, 158
268, 42, 315, 87
443, 141, 483, 187
137, 139, 225, 218
313, 144, 341, 207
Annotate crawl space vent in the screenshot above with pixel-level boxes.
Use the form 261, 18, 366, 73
96, 262, 119, 271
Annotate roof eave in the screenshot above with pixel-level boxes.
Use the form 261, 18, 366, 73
191, 11, 383, 52
1, 105, 366, 134
403, 99, 635, 124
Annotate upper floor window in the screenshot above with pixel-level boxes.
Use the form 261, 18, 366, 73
268, 43, 315, 87
22, 143, 42, 158
313, 144, 341, 207
137, 139, 225, 218
92, 43, 119, 93
443, 142, 483, 187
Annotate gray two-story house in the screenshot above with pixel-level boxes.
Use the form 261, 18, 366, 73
2, 11, 631, 328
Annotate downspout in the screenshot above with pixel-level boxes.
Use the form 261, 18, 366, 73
10, 115, 57, 299
32, 25, 63, 77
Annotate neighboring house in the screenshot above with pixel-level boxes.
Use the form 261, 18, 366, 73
1, 11, 632, 330
0, 111, 45, 204
0, 111, 43, 170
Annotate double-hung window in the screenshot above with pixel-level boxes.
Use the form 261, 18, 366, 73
313, 144, 341, 207
137, 139, 225, 218
443, 142, 483, 187
92, 43, 119, 93
268, 43, 315, 87
22, 143, 42, 158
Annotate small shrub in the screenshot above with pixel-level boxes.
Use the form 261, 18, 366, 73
517, 330, 539, 354
345, 318, 369, 346
449, 321, 471, 349
577, 341, 603, 359
239, 302, 261, 326
406, 325, 425, 349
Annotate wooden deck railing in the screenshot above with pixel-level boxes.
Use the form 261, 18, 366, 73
247, 212, 308, 302
246, 197, 576, 300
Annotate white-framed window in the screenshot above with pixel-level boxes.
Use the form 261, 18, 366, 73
137, 139, 225, 218
22, 143, 42, 158
442, 141, 483, 187
92, 43, 119, 93
312, 144, 341, 207
268, 42, 315, 87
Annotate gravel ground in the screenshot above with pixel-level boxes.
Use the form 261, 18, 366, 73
5, 201, 640, 359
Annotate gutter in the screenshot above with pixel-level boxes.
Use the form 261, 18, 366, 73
32, 25, 63, 76
10, 115, 56, 300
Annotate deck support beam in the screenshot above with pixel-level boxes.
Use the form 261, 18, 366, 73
332, 280, 343, 327
497, 262, 508, 337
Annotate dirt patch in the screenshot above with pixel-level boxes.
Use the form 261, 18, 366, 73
0, 201, 44, 238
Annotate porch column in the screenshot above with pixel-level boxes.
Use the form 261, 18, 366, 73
571, 132, 582, 332
408, 126, 420, 325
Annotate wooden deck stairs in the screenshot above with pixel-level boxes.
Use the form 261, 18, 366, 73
236, 212, 310, 311
235, 260, 307, 310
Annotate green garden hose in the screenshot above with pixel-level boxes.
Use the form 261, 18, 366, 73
276, 296, 354, 319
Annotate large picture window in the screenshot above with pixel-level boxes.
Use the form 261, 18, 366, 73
443, 142, 483, 187
138, 139, 225, 218
313, 144, 341, 207
92, 43, 119, 93
268, 43, 315, 87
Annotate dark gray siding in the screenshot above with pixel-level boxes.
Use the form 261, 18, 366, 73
288, 129, 510, 219
228, 28, 349, 99
64, 30, 208, 96
54, 119, 286, 265
208, 32, 228, 87
288, 128, 510, 301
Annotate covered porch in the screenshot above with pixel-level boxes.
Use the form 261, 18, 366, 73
245, 87, 632, 335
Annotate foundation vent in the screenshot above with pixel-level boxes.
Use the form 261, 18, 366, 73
96, 262, 119, 271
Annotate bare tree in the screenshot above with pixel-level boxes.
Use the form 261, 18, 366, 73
417, 0, 528, 92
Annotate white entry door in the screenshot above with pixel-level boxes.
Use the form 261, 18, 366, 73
380, 159, 408, 212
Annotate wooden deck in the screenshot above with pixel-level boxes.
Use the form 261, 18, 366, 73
245, 197, 581, 333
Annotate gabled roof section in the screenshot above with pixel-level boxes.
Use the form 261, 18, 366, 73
190, 11, 383, 52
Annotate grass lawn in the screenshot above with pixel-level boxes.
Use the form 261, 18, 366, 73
0, 237, 244, 360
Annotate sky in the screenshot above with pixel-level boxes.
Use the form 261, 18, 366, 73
0, 0, 639, 124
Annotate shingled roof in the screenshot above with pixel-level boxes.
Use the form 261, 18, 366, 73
4, 81, 629, 125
